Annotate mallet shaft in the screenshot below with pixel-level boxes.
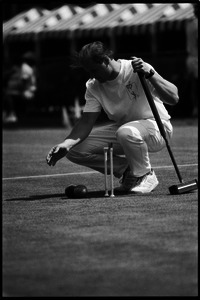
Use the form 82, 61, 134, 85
137, 72, 184, 184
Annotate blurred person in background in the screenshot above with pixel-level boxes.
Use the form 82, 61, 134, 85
3, 52, 37, 124
46, 41, 179, 194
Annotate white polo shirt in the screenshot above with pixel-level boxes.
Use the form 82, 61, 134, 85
83, 59, 171, 125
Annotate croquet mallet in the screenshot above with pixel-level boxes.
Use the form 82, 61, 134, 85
136, 71, 198, 195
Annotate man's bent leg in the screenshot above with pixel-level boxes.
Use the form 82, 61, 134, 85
66, 123, 128, 178
116, 119, 172, 177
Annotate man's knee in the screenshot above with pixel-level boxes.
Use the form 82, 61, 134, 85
116, 126, 143, 144
66, 149, 89, 164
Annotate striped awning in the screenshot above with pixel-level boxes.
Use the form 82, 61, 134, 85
116, 3, 194, 34
73, 3, 160, 37
4, 3, 195, 40
156, 3, 195, 31
77, 3, 195, 36
4, 4, 85, 40
3, 7, 50, 38
39, 3, 121, 38
5, 3, 121, 40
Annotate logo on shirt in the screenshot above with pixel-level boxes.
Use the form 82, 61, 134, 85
126, 81, 139, 100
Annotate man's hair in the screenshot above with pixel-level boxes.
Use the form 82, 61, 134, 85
71, 41, 114, 68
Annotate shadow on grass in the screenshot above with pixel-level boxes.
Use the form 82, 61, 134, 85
4, 189, 169, 202
4, 193, 65, 201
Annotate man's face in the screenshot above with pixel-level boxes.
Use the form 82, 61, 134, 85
82, 58, 113, 83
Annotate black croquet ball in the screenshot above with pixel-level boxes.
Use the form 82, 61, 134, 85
73, 185, 88, 198
65, 185, 76, 197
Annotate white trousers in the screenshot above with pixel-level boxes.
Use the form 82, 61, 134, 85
66, 119, 173, 178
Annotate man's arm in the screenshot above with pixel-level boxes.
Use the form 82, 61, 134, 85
131, 57, 179, 105
147, 73, 179, 106
46, 111, 100, 166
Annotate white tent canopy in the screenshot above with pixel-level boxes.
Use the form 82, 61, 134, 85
4, 3, 195, 40
3, 7, 50, 38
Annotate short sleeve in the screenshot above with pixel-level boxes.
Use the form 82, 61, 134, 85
83, 86, 102, 113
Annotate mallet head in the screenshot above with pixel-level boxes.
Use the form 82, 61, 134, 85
169, 179, 198, 195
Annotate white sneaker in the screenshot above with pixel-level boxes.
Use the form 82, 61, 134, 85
117, 169, 159, 194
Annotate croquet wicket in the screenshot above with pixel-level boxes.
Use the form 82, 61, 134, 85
104, 143, 115, 197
